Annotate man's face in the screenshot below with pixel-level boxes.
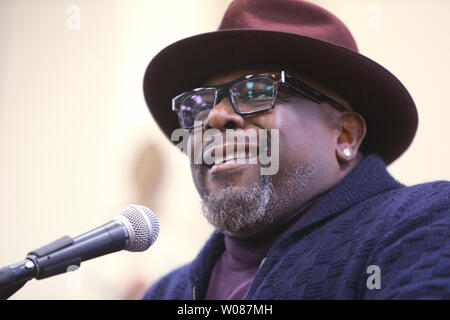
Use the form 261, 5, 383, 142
188, 67, 350, 237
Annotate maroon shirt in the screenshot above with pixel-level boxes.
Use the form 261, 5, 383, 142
205, 198, 319, 300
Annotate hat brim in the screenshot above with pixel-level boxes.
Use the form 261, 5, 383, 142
143, 29, 417, 165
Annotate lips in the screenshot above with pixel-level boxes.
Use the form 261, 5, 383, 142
201, 142, 260, 174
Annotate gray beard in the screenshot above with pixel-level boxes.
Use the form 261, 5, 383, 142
200, 161, 318, 237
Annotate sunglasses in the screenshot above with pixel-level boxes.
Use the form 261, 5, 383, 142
172, 70, 349, 130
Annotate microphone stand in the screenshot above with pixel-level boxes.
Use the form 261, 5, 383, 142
0, 259, 37, 300
0, 235, 74, 300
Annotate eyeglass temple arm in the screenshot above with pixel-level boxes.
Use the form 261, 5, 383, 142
281, 71, 348, 111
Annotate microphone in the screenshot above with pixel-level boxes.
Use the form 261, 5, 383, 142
0, 205, 159, 299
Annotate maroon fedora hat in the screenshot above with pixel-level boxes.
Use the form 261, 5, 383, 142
143, 0, 418, 165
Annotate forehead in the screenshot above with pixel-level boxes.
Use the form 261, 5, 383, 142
202, 67, 273, 86
202, 66, 318, 89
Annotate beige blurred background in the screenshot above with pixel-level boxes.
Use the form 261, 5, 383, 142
0, 0, 449, 299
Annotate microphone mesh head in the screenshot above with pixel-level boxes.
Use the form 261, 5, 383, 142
118, 205, 160, 252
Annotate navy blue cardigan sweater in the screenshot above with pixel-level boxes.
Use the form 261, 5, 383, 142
143, 155, 450, 299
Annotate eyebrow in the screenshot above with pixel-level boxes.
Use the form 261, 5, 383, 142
201, 69, 272, 87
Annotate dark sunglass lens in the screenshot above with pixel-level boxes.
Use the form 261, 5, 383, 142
231, 77, 275, 112
179, 90, 216, 128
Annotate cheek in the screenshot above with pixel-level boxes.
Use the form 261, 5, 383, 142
190, 164, 205, 194
261, 104, 336, 169
272, 107, 318, 166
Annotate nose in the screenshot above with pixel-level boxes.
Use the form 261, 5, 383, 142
203, 96, 245, 131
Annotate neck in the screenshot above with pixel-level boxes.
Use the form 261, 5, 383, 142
284, 154, 364, 220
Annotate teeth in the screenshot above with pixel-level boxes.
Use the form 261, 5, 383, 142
212, 153, 223, 165
237, 150, 247, 159
215, 152, 258, 165
212, 153, 235, 165
205, 144, 259, 166
225, 153, 236, 162
234, 150, 248, 164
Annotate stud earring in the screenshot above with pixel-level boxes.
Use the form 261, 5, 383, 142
343, 148, 352, 157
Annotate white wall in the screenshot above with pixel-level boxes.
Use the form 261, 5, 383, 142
0, 0, 448, 299
314, 0, 450, 184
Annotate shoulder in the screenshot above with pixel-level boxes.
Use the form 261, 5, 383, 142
396, 180, 449, 209
142, 263, 192, 300
380, 180, 450, 226
364, 181, 450, 299
369, 180, 450, 249
342, 180, 450, 240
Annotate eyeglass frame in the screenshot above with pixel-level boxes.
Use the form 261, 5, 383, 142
172, 70, 350, 130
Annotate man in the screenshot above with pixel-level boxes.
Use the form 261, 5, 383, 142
142, 0, 450, 299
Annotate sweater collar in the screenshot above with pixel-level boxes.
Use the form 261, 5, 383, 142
297, 154, 402, 232
188, 154, 403, 296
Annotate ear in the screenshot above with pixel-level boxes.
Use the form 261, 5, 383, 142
335, 112, 367, 163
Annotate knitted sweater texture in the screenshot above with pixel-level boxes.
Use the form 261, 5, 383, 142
143, 155, 450, 299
